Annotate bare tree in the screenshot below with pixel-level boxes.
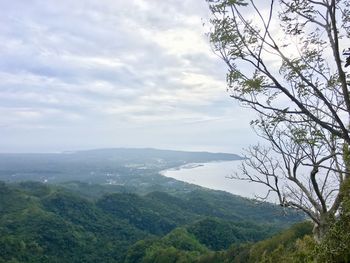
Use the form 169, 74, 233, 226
207, 0, 350, 241
235, 117, 346, 241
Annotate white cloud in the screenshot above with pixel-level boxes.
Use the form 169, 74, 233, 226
0, 0, 255, 153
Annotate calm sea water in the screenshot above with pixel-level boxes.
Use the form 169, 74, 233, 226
161, 160, 270, 199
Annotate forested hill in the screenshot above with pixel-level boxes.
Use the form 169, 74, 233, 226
0, 181, 304, 263
0, 148, 307, 262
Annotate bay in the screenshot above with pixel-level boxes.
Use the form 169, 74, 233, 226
161, 160, 271, 199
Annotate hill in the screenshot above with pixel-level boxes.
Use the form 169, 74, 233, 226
0, 148, 308, 262
0, 181, 303, 262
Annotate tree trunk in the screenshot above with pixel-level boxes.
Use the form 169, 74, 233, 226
313, 216, 332, 243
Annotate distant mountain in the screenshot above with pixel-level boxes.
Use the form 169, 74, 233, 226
0, 148, 242, 168
0, 148, 243, 186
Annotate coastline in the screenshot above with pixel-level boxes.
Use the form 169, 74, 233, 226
160, 160, 272, 200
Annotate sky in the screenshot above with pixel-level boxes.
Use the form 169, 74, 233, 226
0, 0, 258, 153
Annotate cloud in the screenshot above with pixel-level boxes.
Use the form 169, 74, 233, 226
0, 0, 256, 152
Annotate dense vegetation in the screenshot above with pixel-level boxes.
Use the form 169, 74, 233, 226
122, 221, 316, 263
0, 182, 148, 263
126, 218, 349, 263
3, 148, 346, 262
0, 181, 303, 262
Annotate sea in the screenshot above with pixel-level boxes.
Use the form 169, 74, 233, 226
161, 160, 272, 200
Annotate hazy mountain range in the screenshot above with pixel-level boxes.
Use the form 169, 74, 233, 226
0, 148, 243, 192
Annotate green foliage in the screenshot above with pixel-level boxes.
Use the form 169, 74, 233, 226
162, 228, 208, 252
343, 143, 350, 170
0, 181, 304, 262
198, 221, 315, 263
0, 182, 148, 262
97, 193, 177, 235
17, 181, 54, 197
316, 180, 350, 262
247, 221, 314, 262
187, 217, 278, 250
124, 239, 156, 263
178, 189, 304, 226
193, 202, 350, 263
125, 228, 208, 263
122, 201, 308, 263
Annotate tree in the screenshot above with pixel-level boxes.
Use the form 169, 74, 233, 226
207, 0, 350, 241
316, 179, 350, 262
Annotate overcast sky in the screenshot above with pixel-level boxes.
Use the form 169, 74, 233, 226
0, 0, 258, 153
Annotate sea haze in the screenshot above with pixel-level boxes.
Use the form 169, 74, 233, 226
0, 148, 248, 195
0, 148, 274, 199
